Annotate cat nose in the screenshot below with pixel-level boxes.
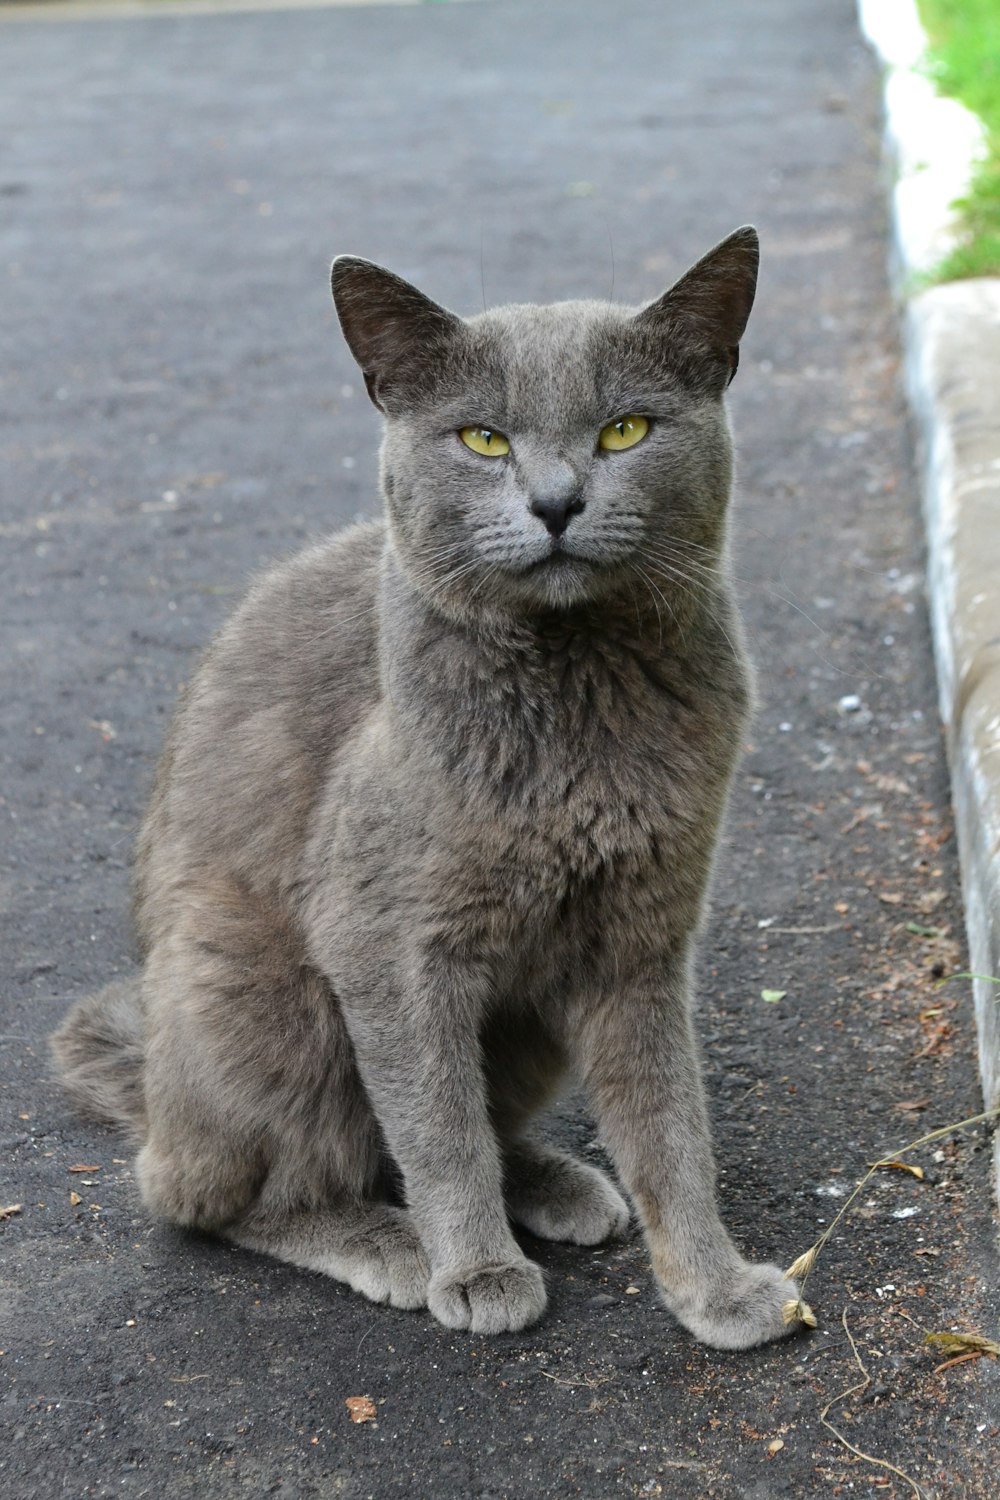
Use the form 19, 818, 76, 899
529, 493, 585, 538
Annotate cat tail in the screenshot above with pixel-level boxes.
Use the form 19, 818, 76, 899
50, 977, 147, 1135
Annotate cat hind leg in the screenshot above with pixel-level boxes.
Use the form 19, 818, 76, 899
503, 1137, 630, 1246
482, 1012, 630, 1246
137, 880, 388, 1240
226, 1200, 429, 1310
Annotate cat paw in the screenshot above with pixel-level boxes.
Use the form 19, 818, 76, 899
428, 1258, 547, 1334
338, 1208, 431, 1310
507, 1151, 630, 1246
667, 1262, 803, 1351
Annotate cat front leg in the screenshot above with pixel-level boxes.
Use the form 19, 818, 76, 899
327, 947, 547, 1335
574, 951, 799, 1351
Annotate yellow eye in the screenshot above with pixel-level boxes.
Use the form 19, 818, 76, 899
598, 414, 649, 452
459, 426, 510, 457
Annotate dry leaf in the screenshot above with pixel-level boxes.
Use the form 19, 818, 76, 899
878, 892, 904, 905
872, 1160, 925, 1181
924, 1331, 1000, 1358
69, 1164, 101, 1173
345, 1395, 377, 1424
871, 772, 911, 796
69, 1191, 82, 1206
768, 1439, 784, 1456
0, 1204, 22, 1221
893, 1098, 930, 1113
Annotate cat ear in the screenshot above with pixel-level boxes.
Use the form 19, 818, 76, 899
331, 257, 462, 412
636, 226, 759, 387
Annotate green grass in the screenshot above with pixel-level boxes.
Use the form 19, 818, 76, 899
917, 0, 1000, 280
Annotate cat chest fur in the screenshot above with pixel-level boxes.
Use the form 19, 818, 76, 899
311, 607, 747, 981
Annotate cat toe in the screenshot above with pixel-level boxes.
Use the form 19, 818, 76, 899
429, 1258, 547, 1334
667, 1263, 803, 1351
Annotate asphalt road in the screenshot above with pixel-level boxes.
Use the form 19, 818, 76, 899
1, 1, 998, 1496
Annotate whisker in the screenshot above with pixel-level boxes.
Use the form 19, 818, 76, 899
632, 564, 669, 649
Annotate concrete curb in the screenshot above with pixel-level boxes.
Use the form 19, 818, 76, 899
907, 284, 1000, 1195
860, 0, 1000, 1198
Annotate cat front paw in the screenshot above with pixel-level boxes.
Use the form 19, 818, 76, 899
666, 1262, 803, 1351
428, 1258, 547, 1334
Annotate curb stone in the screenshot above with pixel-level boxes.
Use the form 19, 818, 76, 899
860, 0, 1000, 1200
907, 283, 1000, 1198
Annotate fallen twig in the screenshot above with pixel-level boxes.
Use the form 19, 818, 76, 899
933, 1351, 984, 1374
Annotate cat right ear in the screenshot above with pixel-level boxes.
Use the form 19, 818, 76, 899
636, 226, 759, 389
331, 257, 462, 413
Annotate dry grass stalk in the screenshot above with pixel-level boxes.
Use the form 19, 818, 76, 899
783, 1297, 817, 1328
819, 1308, 928, 1500
784, 1105, 1000, 1306
785, 1245, 819, 1281
538, 1369, 609, 1389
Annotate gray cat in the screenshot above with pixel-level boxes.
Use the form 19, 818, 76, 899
53, 227, 800, 1348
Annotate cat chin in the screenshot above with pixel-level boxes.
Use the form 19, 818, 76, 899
429, 562, 600, 621
505, 553, 605, 610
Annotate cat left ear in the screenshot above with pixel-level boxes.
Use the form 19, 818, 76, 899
331, 257, 462, 412
636, 226, 759, 387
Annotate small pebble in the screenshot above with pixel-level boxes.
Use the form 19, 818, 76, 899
838, 694, 862, 713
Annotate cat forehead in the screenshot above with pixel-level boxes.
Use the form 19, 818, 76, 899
465, 298, 631, 362
457, 299, 649, 414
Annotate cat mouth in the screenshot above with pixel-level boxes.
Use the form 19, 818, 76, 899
517, 545, 588, 575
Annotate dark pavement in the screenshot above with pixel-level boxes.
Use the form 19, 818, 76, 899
1, 1, 998, 1495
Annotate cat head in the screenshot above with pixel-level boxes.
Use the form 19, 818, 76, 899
331, 228, 758, 622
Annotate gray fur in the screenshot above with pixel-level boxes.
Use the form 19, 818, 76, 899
52, 228, 800, 1348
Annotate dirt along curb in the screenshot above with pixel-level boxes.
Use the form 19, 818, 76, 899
860, 0, 1000, 1201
